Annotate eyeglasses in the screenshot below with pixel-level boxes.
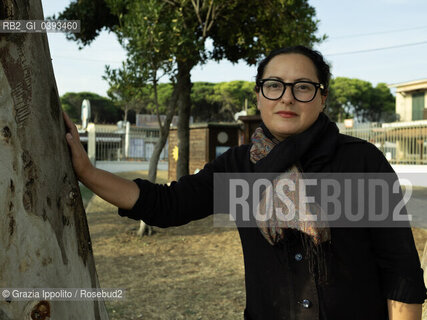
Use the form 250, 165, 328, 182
257, 79, 325, 102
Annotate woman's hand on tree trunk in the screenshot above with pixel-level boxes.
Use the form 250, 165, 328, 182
63, 111, 94, 182
62, 111, 139, 210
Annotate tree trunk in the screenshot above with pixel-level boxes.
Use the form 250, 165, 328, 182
123, 104, 128, 123
0, 1, 109, 319
176, 61, 193, 179
148, 85, 179, 183
137, 79, 180, 238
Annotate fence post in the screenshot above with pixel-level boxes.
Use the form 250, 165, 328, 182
125, 121, 130, 159
87, 123, 96, 165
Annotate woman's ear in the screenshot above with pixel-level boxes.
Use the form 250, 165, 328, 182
320, 92, 328, 112
321, 92, 328, 106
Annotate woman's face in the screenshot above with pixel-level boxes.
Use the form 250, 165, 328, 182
256, 53, 327, 141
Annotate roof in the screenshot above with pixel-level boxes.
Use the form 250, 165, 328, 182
170, 122, 242, 130
388, 79, 427, 92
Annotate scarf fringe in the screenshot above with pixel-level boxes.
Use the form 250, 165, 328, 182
299, 231, 330, 285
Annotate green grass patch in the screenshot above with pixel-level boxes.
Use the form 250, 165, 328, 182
79, 183, 94, 209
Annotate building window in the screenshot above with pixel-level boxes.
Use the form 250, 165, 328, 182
412, 92, 425, 120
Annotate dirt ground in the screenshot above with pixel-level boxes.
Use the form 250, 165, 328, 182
85, 171, 427, 320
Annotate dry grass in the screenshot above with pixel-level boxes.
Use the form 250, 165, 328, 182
86, 171, 245, 320
85, 170, 427, 320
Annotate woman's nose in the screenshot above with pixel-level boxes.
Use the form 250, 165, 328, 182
281, 85, 295, 103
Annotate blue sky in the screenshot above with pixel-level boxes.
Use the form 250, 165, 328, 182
42, 0, 427, 97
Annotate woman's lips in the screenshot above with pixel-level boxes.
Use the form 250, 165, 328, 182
276, 111, 298, 118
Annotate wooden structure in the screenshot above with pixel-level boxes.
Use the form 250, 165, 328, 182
238, 114, 262, 144
168, 123, 240, 181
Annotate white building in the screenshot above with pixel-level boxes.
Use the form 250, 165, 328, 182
389, 79, 427, 122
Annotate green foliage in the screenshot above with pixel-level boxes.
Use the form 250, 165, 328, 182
137, 83, 174, 115
190, 82, 220, 122
103, 0, 180, 125
63, 77, 395, 125
209, 0, 326, 64
325, 77, 396, 122
60, 92, 121, 124
104, 62, 147, 122
370, 83, 396, 122
54, 0, 122, 47
61, 92, 81, 122
109, 0, 177, 74
101, 80, 255, 123
57, 0, 324, 177
57, 0, 324, 69
211, 81, 256, 121
103, 80, 256, 123
144, 81, 256, 122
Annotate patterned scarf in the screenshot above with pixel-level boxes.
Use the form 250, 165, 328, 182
250, 123, 334, 283
250, 127, 331, 246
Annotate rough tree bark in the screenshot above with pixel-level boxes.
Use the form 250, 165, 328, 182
0, 1, 109, 319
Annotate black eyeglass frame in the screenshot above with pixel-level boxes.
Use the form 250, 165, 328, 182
256, 79, 325, 102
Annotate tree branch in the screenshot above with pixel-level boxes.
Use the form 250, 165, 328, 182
163, 0, 179, 6
191, 0, 203, 26
205, 1, 225, 35
202, 0, 214, 38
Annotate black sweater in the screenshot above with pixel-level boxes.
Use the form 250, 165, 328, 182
119, 134, 426, 320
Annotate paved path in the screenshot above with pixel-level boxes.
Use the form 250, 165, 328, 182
95, 160, 167, 173
406, 188, 427, 228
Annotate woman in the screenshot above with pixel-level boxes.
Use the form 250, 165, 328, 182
64, 46, 426, 319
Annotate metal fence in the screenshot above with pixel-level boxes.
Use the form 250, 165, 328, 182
338, 120, 427, 164
80, 120, 427, 165
79, 124, 168, 162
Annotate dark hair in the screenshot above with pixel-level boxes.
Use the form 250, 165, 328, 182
254, 45, 331, 96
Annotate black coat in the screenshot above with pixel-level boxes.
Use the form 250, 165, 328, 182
119, 134, 426, 320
